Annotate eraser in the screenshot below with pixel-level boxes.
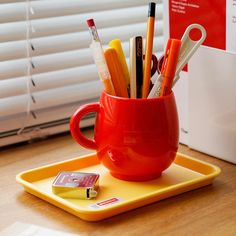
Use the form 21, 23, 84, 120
87, 18, 95, 27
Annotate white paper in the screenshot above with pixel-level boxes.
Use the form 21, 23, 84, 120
188, 46, 236, 164
0, 222, 78, 236
226, 0, 236, 52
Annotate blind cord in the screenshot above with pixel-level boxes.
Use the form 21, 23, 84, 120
17, 0, 36, 136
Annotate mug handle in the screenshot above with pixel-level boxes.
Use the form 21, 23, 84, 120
70, 103, 100, 150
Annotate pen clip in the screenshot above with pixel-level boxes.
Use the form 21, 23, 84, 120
173, 24, 206, 85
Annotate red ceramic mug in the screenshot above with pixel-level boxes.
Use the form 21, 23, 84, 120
70, 91, 179, 181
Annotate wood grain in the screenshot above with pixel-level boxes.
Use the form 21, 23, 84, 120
0, 128, 236, 236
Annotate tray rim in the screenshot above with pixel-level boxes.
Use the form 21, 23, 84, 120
16, 151, 221, 179
16, 152, 221, 219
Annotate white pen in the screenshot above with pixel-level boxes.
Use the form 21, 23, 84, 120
147, 73, 163, 98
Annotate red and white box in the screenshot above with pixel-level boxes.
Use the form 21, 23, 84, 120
164, 0, 236, 163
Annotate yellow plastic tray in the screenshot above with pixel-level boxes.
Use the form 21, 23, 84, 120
16, 152, 221, 221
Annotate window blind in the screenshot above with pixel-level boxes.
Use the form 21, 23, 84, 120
0, 0, 164, 147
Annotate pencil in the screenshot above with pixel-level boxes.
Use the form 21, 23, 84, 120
87, 19, 116, 96
142, 2, 156, 98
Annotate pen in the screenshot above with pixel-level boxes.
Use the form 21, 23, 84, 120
159, 39, 181, 97
129, 36, 143, 98
142, 2, 156, 98
136, 36, 143, 98
129, 37, 137, 98
109, 39, 130, 90
148, 40, 172, 98
87, 19, 115, 96
104, 48, 129, 98
147, 74, 164, 98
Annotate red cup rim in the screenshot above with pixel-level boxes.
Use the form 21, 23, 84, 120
102, 90, 174, 102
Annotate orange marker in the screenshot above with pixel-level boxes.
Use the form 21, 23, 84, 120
104, 48, 128, 98
142, 2, 156, 98
160, 39, 181, 97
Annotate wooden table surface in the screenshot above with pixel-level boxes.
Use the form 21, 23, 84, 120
1, 129, 236, 236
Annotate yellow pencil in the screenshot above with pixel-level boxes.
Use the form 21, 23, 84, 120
104, 48, 128, 98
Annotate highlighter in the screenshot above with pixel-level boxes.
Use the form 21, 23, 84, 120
104, 48, 129, 98
109, 39, 130, 88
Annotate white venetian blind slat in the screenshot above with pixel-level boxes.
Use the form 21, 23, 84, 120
0, 5, 164, 42
0, 0, 164, 146
0, 35, 163, 80
0, 64, 98, 98
0, 48, 91, 80
0, 98, 99, 134
0, 35, 164, 99
0, 80, 102, 117
0, 0, 149, 23
0, 0, 34, 3
0, 20, 164, 61
0, 36, 163, 105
